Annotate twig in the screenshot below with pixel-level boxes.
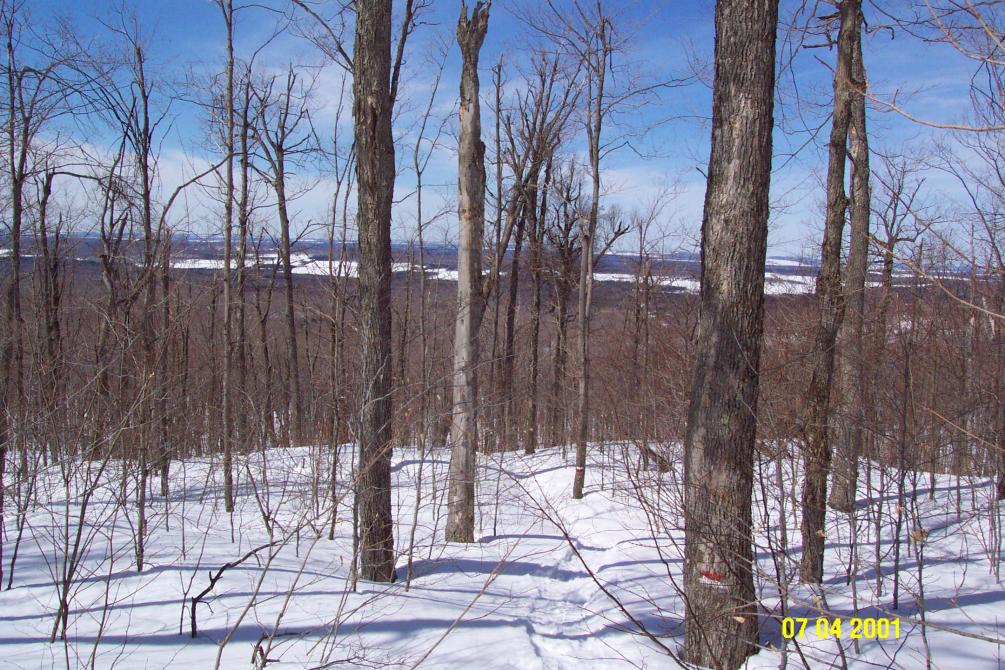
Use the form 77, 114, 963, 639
190, 540, 280, 638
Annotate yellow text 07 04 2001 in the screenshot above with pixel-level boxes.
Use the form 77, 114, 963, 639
781, 617, 901, 640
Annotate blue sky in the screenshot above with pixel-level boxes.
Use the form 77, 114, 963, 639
30, 0, 986, 256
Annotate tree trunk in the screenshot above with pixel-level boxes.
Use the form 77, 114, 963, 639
501, 209, 526, 449
682, 0, 777, 666
829, 19, 870, 514
995, 318, 1005, 501
549, 275, 571, 448
446, 0, 491, 544
276, 157, 302, 447
800, 0, 860, 584
219, 0, 236, 513
526, 158, 550, 456
234, 72, 252, 490
572, 14, 607, 501
136, 45, 156, 574
571, 214, 595, 499
353, 0, 396, 581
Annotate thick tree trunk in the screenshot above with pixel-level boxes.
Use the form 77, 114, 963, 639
829, 22, 870, 514
446, 0, 491, 544
353, 0, 396, 581
800, 0, 860, 584
682, 0, 777, 666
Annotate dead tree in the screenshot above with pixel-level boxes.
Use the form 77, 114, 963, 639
446, 0, 491, 544
682, 0, 778, 667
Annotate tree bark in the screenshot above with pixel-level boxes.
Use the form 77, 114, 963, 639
682, 0, 777, 666
446, 0, 491, 544
526, 157, 550, 456
572, 10, 608, 501
235, 71, 252, 480
218, 0, 236, 513
354, 0, 396, 581
829, 20, 870, 514
276, 147, 302, 446
501, 208, 526, 449
800, 0, 860, 584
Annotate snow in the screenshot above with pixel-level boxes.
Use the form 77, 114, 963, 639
765, 257, 813, 268
590, 271, 818, 295
764, 272, 817, 295
171, 255, 413, 277
171, 258, 236, 270
426, 267, 459, 281
162, 254, 833, 295
592, 273, 701, 293
290, 257, 351, 276
2, 445, 1001, 668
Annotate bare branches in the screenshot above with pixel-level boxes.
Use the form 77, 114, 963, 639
289, 0, 354, 71
190, 540, 280, 638
867, 0, 1005, 132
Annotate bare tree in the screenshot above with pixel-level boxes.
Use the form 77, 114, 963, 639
446, 0, 491, 544
800, 0, 862, 584
0, 1, 75, 575
504, 52, 578, 455
682, 0, 778, 666
353, 0, 400, 581
289, 0, 420, 579
526, 0, 670, 498
829, 11, 871, 513
216, 0, 237, 514
571, 1, 609, 500
249, 64, 317, 448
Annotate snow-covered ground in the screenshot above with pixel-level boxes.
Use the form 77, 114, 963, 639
1, 445, 1002, 668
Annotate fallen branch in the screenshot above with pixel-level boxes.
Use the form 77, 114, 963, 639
190, 541, 280, 638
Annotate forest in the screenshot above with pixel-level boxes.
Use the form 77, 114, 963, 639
0, 0, 1003, 668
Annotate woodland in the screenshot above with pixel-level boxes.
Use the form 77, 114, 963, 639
0, 0, 1003, 668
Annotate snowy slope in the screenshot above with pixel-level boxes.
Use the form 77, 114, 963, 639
1, 445, 1002, 668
